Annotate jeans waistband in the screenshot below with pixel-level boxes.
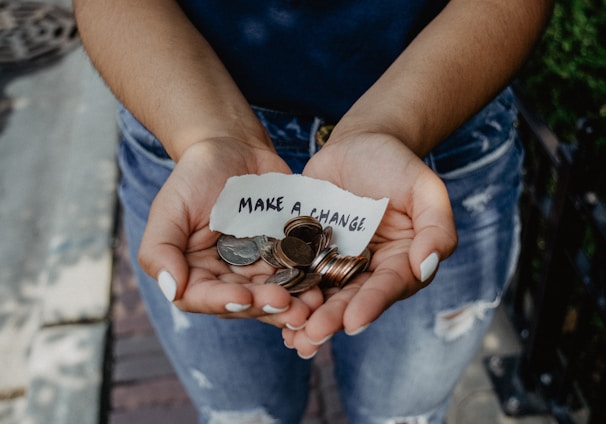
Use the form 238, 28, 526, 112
117, 87, 517, 177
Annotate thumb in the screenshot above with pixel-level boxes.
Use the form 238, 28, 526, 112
138, 197, 191, 302
409, 180, 458, 284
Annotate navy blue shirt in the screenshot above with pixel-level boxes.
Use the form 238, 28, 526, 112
178, 1, 448, 122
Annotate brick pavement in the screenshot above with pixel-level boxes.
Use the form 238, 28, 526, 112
107, 222, 347, 424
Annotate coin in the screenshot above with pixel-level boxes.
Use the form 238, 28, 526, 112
310, 245, 338, 273
259, 239, 284, 269
334, 255, 369, 288
317, 226, 333, 253
215, 216, 372, 293
284, 216, 322, 235
253, 235, 270, 247
216, 234, 260, 266
288, 272, 322, 294
265, 268, 304, 287
284, 216, 323, 243
275, 236, 315, 268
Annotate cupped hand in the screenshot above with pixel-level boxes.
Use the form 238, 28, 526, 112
285, 132, 458, 357
137, 138, 323, 328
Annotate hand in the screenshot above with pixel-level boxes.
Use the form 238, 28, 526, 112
284, 132, 458, 357
137, 138, 324, 329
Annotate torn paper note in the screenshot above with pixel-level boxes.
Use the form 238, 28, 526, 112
209, 173, 389, 256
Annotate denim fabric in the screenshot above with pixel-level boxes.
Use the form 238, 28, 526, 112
116, 88, 523, 424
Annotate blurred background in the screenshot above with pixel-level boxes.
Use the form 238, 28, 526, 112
0, 0, 117, 422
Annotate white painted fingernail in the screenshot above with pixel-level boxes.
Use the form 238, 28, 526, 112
284, 340, 294, 349
345, 324, 369, 336
307, 334, 332, 346
286, 322, 306, 331
263, 304, 289, 314
225, 303, 251, 313
158, 270, 177, 302
420, 252, 440, 282
298, 350, 318, 360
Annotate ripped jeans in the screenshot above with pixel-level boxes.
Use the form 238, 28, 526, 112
116, 88, 523, 424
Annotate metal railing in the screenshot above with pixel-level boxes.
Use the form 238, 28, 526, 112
486, 84, 606, 424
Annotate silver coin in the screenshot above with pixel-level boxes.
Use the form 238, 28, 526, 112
310, 245, 338, 272
265, 268, 303, 286
258, 237, 285, 269
253, 235, 269, 247
216, 234, 260, 266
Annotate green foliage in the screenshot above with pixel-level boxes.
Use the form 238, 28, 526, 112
520, 0, 606, 144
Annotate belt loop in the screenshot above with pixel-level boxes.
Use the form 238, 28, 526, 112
311, 117, 335, 155
314, 120, 335, 149
309, 117, 322, 156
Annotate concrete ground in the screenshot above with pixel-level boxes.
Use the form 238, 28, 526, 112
0, 1, 117, 422
0, 1, 557, 423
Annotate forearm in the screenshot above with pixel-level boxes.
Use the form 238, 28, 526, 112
332, 0, 554, 157
73, 0, 270, 161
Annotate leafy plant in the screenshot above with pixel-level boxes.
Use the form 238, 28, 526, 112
520, 0, 605, 140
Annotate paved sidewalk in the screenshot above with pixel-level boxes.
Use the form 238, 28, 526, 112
0, 1, 117, 422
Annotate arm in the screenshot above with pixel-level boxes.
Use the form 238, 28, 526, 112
73, 0, 270, 160
290, 0, 554, 356
332, 0, 555, 156
74, 0, 318, 327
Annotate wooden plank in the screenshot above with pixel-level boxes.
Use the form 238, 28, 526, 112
113, 333, 164, 359
111, 377, 191, 411
112, 352, 176, 383
109, 404, 197, 424
112, 314, 154, 337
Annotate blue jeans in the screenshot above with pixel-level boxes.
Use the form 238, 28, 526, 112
117, 88, 523, 424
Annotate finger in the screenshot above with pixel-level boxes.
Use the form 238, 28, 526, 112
248, 282, 294, 314
247, 278, 324, 318
138, 203, 192, 302
178, 264, 289, 316
282, 327, 297, 349
408, 174, 458, 283
169, 248, 256, 314
298, 281, 362, 345
342, 265, 410, 332
256, 296, 312, 329
291, 336, 320, 360
176, 277, 254, 314
293, 286, 325, 312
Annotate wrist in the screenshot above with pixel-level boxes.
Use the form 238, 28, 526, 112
329, 110, 431, 158
175, 134, 275, 165
167, 127, 274, 163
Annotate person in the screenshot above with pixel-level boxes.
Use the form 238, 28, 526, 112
74, 1, 554, 422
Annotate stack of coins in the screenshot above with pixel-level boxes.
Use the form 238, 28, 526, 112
216, 216, 371, 294
309, 245, 370, 289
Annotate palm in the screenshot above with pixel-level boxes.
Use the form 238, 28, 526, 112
287, 133, 457, 349
139, 139, 323, 322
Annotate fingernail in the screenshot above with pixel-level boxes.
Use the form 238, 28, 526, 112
284, 340, 294, 349
158, 270, 177, 302
286, 322, 306, 331
298, 350, 318, 360
345, 324, 369, 336
420, 252, 440, 282
225, 303, 252, 313
263, 304, 289, 314
307, 334, 332, 346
